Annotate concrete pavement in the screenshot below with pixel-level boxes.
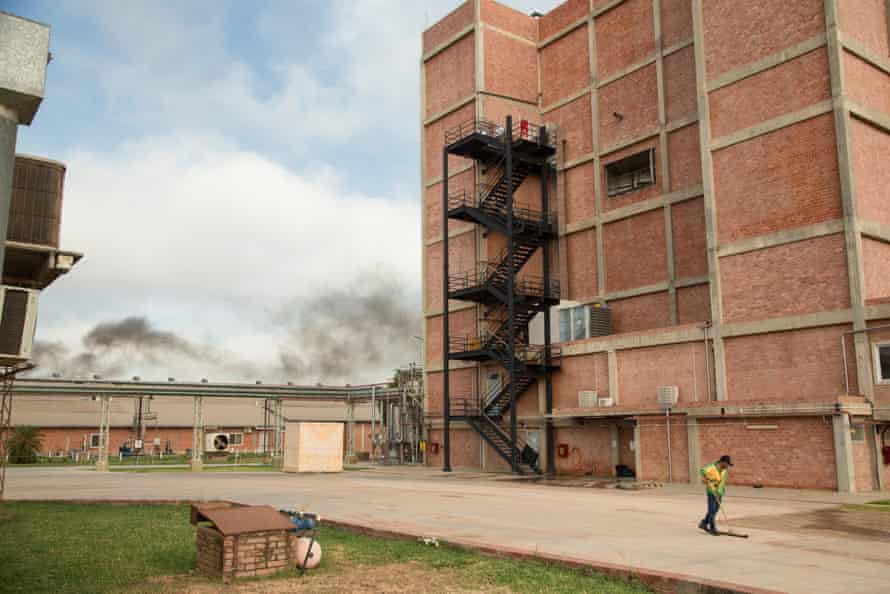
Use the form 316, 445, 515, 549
4, 466, 888, 594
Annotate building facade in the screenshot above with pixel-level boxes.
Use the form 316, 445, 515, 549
421, 0, 890, 491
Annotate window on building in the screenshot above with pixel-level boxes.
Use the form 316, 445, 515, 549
873, 343, 890, 383
89, 433, 100, 448
606, 149, 656, 197
228, 432, 243, 446
559, 305, 590, 342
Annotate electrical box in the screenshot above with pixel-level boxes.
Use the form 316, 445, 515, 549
557, 443, 569, 458
0, 286, 40, 365
283, 422, 343, 473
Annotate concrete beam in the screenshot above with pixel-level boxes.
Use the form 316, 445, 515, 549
423, 95, 476, 126
717, 220, 845, 257
832, 413, 856, 492
848, 101, 890, 135
541, 87, 591, 115
564, 185, 703, 236
560, 323, 705, 357
721, 308, 853, 338
608, 349, 619, 403
597, 55, 656, 89
710, 100, 833, 152
425, 164, 475, 189
600, 127, 661, 157
859, 219, 890, 244
707, 34, 827, 92
423, 300, 476, 319
840, 33, 890, 76
422, 24, 474, 63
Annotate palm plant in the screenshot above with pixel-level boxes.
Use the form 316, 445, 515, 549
8, 425, 43, 464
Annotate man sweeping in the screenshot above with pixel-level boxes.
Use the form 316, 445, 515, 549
698, 454, 732, 535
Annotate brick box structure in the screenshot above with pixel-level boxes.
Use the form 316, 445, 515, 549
422, 0, 890, 491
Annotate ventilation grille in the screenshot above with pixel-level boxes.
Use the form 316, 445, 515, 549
656, 386, 679, 407
589, 305, 612, 337
578, 390, 598, 408
0, 289, 29, 356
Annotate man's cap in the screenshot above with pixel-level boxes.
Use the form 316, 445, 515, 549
719, 454, 733, 466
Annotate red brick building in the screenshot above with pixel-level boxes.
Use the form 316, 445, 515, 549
421, 0, 890, 491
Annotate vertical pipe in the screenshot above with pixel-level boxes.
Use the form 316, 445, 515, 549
703, 324, 712, 402
541, 141, 554, 476
666, 408, 673, 482
442, 147, 452, 472
842, 334, 849, 395
506, 115, 518, 474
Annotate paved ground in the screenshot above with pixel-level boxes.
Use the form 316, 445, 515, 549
5, 466, 889, 594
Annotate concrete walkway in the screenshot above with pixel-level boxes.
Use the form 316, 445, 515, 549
4, 466, 888, 594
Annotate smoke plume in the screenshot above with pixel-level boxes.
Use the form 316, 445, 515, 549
30, 277, 422, 384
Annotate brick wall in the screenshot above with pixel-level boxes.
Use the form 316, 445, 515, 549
862, 238, 890, 305
723, 325, 851, 403
539, 0, 587, 40
424, 34, 475, 118
637, 414, 689, 482
484, 29, 538, 103
426, 368, 476, 416
701, 0, 825, 79
712, 115, 842, 244
480, 0, 538, 41
850, 118, 890, 228
671, 197, 707, 278
697, 416, 837, 489
552, 351, 610, 409
565, 227, 597, 301
426, 308, 477, 368
553, 424, 612, 475
660, 0, 693, 48
609, 291, 671, 334
564, 162, 595, 225
598, 65, 659, 150
667, 124, 702, 191
540, 26, 589, 107
852, 428, 876, 492
595, 0, 655, 79
617, 342, 710, 407
544, 96, 593, 162
676, 284, 711, 324
604, 209, 666, 292
838, 0, 890, 57
664, 46, 697, 124
196, 527, 294, 581
720, 234, 849, 324
423, 1, 473, 54
709, 49, 831, 139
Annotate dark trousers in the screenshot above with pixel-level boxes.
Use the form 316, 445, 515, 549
702, 492, 720, 532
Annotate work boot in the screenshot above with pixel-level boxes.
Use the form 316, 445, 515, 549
698, 520, 708, 532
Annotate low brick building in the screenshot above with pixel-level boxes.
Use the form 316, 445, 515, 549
421, 0, 890, 491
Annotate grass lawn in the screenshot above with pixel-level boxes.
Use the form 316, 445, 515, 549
0, 502, 651, 594
842, 500, 890, 512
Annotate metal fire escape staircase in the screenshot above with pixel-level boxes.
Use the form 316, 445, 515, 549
441, 117, 559, 475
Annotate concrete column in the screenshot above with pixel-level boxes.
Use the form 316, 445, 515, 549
0, 110, 16, 275
95, 396, 111, 472
687, 417, 701, 484
609, 424, 619, 477
607, 350, 619, 404
190, 396, 204, 472
832, 414, 856, 493
633, 422, 642, 480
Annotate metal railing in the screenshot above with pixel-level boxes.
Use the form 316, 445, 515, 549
444, 118, 503, 145
448, 264, 560, 299
447, 187, 557, 229
443, 117, 556, 149
448, 333, 561, 366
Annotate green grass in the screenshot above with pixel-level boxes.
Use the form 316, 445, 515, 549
0, 502, 651, 594
13, 454, 272, 467
843, 500, 890, 512
0, 502, 195, 594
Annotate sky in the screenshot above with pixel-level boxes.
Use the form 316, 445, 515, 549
3, 0, 562, 385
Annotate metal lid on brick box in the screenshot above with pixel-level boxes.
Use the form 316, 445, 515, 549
191, 503, 295, 535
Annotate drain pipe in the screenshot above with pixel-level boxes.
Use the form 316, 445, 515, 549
666, 407, 673, 483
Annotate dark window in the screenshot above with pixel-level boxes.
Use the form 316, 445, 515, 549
606, 149, 656, 197
90, 434, 100, 448
879, 345, 890, 381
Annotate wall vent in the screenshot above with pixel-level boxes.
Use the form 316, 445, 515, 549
589, 303, 612, 337
578, 390, 598, 408
656, 386, 679, 407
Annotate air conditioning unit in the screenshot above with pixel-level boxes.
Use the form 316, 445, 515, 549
589, 303, 612, 337
578, 390, 598, 408
0, 286, 39, 364
657, 386, 679, 407
598, 397, 615, 407
206, 432, 231, 452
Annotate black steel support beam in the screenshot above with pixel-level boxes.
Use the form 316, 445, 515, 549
506, 116, 518, 475
541, 141, 555, 476
442, 147, 452, 473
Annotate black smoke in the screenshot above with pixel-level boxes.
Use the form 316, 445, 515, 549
30, 278, 422, 384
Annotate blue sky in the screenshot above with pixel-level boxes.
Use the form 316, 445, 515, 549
3, 0, 561, 383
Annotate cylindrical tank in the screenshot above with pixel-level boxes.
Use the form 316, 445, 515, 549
294, 537, 322, 569
10, 154, 65, 247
